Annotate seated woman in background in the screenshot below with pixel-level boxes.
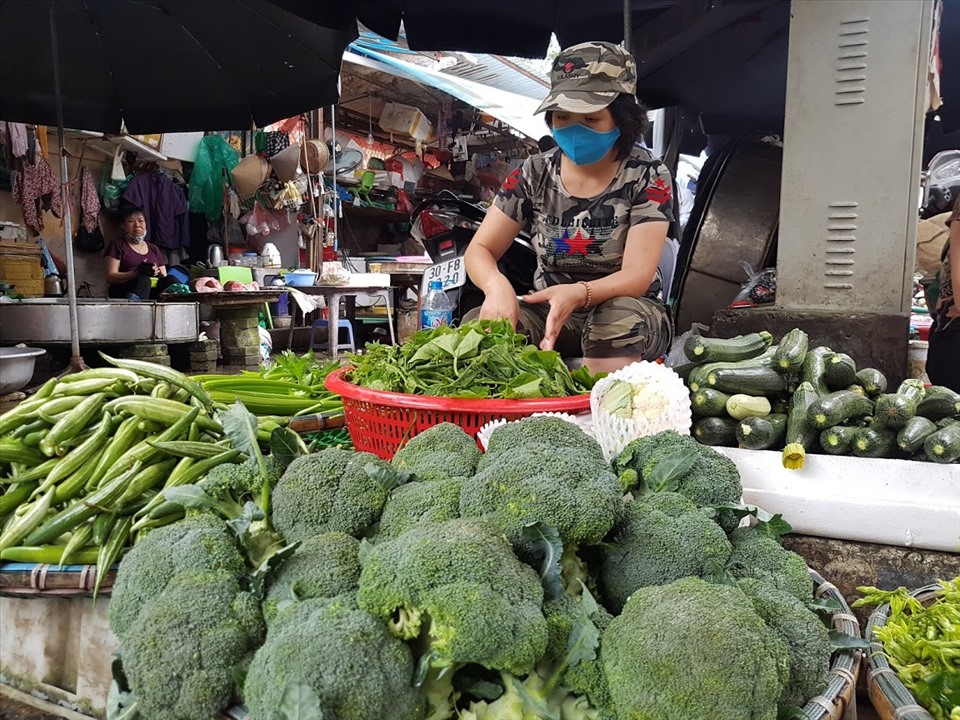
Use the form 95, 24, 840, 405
105, 205, 169, 300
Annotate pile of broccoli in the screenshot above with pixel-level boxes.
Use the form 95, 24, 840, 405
107, 420, 841, 720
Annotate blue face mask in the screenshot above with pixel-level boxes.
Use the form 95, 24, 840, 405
552, 124, 621, 165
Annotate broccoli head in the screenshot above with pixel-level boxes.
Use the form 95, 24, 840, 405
480, 416, 605, 469
122, 570, 265, 720
728, 527, 814, 603
272, 447, 400, 542
611, 430, 697, 490
461, 446, 622, 551
598, 493, 733, 613
261, 531, 362, 626
377, 477, 463, 541
392, 422, 482, 482
108, 513, 245, 641
200, 456, 283, 500
244, 594, 426, 720
602, 577, 789, 720
357, 518, 548, 676
738, 578, 831, 708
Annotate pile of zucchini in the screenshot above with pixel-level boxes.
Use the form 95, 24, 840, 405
0, 355, 249, 594
680, 329, 960, 468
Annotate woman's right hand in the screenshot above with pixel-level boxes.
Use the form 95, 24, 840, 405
478, 275, 520, 328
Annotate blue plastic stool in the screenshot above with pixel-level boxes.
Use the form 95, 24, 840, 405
309, 318, 356, 354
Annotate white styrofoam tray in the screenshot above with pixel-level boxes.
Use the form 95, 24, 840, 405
714, 447, 960, 553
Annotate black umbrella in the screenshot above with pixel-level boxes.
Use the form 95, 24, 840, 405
0, 0, 355, 369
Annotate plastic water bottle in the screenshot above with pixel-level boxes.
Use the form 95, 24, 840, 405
420, 280, 454, 329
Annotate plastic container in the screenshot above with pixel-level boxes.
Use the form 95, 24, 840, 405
324, 368, 591, 459
420, 280, 453, 329
284, 269, 317, 287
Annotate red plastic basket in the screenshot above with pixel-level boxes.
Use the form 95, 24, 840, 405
324, 368, 592, 459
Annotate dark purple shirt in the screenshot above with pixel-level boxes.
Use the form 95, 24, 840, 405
105, 239, 166, 274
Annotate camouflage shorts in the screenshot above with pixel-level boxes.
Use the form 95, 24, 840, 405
465, 295, 674, 359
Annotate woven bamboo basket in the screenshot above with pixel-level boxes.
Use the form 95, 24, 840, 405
0, 562, 115, 597
864, 584, 940, 720
803, 570, 863, 720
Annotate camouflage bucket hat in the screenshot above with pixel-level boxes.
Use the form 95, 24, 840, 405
535, 41, 638, 115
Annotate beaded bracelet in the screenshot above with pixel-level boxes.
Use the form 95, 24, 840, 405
578, 280, 593, 309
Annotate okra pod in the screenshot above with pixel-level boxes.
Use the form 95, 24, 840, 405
137, 420, 164, 434
2, 458, 58, 484
60, 368, 139, 385
92, 512, 116, 546
36, 416, 113, 496
59, 522, 94, 568
40, 393, 107, 457
0, 439, 45, 466
94, 515, 133, 598
50, 377, 119, 397
0, 481, 37, 516
104, 397, 220, 433
98, 407, 198, 485
117, 458, 177, 506
32, 378, 59, 399
23, 462, 141, 546
151, 381, 172, 399
137, 449, 244, 521
0, 395, 51, 435
21, 430, 48, 447
37, 395, 85, 423
89, 416, 143, 486
132, 510, 183, 534
53, 445, 107, 504
0, 487, 55, 552
147, 440, 234, 460
11, 418, 49, 439
1, 545, 100, 565
100, 353, 213, 410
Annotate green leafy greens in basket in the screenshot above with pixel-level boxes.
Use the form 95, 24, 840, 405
346, 319, 601, 399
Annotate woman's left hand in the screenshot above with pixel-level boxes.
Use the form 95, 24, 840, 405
522, 283, 588, 351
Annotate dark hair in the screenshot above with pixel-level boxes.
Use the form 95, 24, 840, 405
545, 94, 650, 160
120, 204, 146, 222
537, 135, 557, 152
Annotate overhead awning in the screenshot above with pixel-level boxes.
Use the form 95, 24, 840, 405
343, 44, 550, 140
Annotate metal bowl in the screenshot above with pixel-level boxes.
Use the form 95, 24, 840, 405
0, 346, 46, 394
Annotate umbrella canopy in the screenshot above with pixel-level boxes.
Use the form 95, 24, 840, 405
0, 0, 357, 134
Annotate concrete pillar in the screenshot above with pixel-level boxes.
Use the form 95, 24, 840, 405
777, 0, 933, 313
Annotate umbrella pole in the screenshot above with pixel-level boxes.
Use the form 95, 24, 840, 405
50, 3, 86, 373
330, 104, 338, 256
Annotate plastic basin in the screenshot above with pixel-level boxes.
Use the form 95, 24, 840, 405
0, 346, 46, 394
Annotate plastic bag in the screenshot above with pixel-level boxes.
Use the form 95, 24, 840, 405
258, 326, 273, 364
730, 262, 777, 308
240, 201, 283, 237
665, 322, 709, 367
189, 135, 240, 220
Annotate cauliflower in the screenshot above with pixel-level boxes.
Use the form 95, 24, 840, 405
590, 361, 693, 461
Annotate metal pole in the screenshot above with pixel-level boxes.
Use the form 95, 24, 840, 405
330, 104, 338, 255
50, 2, 84, 370
622, 0, 632, 53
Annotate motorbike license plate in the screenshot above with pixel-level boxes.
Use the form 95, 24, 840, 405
422, 257, 466, 291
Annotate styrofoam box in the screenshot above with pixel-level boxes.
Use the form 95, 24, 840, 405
379, 102, 435, 142
714, 447, 960, 553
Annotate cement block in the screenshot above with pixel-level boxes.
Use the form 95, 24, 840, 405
118, 343, 168, 359
710, 308, 909, 384
782, 534, 960, 629
218, 310, 260, 329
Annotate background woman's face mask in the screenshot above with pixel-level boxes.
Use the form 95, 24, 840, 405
552, 124, 621, 165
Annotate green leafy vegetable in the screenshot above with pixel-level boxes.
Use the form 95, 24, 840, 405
346, 319, 601, 398
278, 682, 325, 720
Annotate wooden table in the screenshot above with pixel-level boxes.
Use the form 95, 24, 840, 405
293, 284, 396, 359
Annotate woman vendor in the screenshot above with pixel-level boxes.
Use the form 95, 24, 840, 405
464, 41, 675, 374
105, 205, 169, 300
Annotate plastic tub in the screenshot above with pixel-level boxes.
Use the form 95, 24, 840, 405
283, 270, 318, 287
0, 346, 45, 394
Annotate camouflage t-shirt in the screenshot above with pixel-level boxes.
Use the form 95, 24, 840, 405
934, 197, 959, 329
494, 145, 675, 297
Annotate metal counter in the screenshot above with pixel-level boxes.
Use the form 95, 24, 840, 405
0, 298, 199, 344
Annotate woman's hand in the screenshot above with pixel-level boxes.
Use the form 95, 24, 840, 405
478, 275, 520, 328
522, 283, 588, 351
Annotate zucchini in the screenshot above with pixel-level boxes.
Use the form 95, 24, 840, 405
691, 388, 731, 418
672, 363, 697, 382
773, 328, 809, 373
807, 390, 874, 430
736, 414, 787, 450
683, 331, 773, 364
824, 353, 857, 390
937, 417, 959, 429
707, 366, 787, 395
874, 392, 918, 429
896, 379, 926, 406
693, 416, 739, 446
725, 394, 772, 420
687, 347, 777, 392
820, 426, 858, 455
851, 426, 897, 458
801, 346, 832, 396
782, 382, 820, 470
897, 416, 938, 454
916, 387, 960, 421
923, 423, 960, 463
846, 384, 868, 397
854, 368, 887, 396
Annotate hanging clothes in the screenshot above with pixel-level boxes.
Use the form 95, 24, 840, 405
79, 166, 101, 232
122, 169, 190, 251
12, 154, 62, 234
1, 122, 29, 158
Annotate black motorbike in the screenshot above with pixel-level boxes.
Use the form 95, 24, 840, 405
410, 190, 537, 321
